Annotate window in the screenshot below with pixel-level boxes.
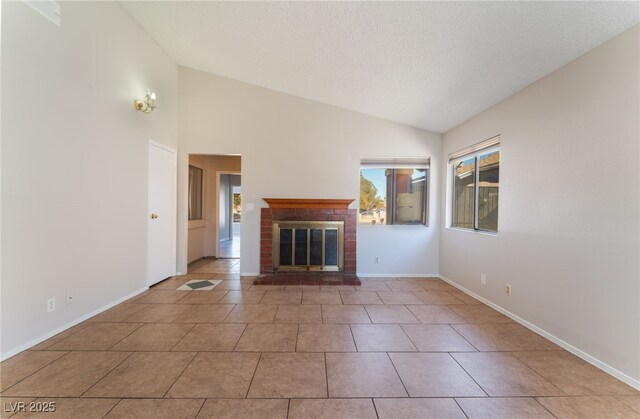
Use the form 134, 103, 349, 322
233, 188, 241, 222
188, 165, 203, 220
359, 158, 429, 225
450, 137, 500, 232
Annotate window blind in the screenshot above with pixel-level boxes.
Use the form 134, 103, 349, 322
448, 135, 500, 162
360, 157, 430, 169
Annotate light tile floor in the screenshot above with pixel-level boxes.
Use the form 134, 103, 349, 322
1, 258, 639, 418
219, 236, 240, 259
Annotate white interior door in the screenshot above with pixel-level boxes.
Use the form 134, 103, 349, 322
148, 141, 177, 286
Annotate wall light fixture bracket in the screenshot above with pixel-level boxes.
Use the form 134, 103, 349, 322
134, 89, 157, 114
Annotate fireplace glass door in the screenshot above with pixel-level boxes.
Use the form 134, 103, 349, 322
273, 221, 344, 271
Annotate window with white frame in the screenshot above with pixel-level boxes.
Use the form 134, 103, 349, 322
450, 137, 500, 232
359, 158, 429, 225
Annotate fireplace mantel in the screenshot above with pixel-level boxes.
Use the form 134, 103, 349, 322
263, 198, 354, 209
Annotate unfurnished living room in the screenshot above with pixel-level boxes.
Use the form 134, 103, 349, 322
1, 1, 639, 418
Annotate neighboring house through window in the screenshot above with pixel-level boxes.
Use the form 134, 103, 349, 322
450, 136, 500, 232
359, 158, 429, 225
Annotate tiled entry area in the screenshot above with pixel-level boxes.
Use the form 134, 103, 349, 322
219, 238, 240, 259
1, 268, 639, 418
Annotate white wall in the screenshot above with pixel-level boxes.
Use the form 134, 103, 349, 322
1, 2, 178, 357
187, 225, 205, 264
177, 67, 441, 276
440, 25, 640, 385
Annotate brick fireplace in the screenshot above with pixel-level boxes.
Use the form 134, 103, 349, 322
260, 199, 357, 275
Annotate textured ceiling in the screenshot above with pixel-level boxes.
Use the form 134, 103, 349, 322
121, 1, 639, 133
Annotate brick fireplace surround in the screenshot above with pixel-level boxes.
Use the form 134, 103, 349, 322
257, 199, 358, 285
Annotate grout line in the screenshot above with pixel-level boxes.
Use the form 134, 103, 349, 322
79, 351, 136, 398
193, 398, 207, 418
216, 289, 231, 303
447, 352, 490, 397
534, 396, 562, 418
231, 324, 249, 352
219, 304, 237, 323
99, 398, 122, 418
244, 352, 263, 398
28, 322, 92, 350
452, 398, 471, 419
161, 351, 198, 398
105, 323, 146, 351
294, 323, 301, 353
324, 352, 329, 397
273, 305, 283, 324
397, 323, 419, 352
0, 351, 71, 394
348, 324, 359, 352
503, 352, 567, 396
167, 323, 198, 352
294, 323, 302, 352
385, 352, 410, 397
374, 291, 383, 305
371, 397, 380, 419
448, 324, 481, 352
362, 305, 375, 324
447, 291, 468, 305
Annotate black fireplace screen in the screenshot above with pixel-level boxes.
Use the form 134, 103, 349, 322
274, 221, 344, 271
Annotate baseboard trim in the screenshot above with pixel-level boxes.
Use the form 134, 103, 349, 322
0, 286, 148, 361
357, 273, 439, 278
438, 274, 640, 390
241, 272, 260, 277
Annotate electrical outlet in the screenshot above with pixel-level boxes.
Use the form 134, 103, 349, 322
374, 256, 380, 264
505, 284, 512, 296
65, 292, 73, 305
47, 298, 56, 312
480, 273, 487, 285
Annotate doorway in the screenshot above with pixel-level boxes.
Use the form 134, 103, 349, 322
219, 174, 241, 258
186, 155, 241, 273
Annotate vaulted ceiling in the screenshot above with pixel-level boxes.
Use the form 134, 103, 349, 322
121, 1, 639, 133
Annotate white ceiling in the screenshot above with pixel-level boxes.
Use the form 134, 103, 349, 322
121, 1, 639, 133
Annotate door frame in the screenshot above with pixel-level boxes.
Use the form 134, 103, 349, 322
147, 139, 177, 286
215, 170, 241, 257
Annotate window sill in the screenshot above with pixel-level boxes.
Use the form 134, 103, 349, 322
446, 226, 498, 236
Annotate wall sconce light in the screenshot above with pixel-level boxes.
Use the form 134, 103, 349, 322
134, 89, 157, 114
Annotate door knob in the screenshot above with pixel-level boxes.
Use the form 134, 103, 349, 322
150, 213, 158, 219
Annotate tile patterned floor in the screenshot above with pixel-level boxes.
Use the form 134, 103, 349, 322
1, 258, 639, 418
